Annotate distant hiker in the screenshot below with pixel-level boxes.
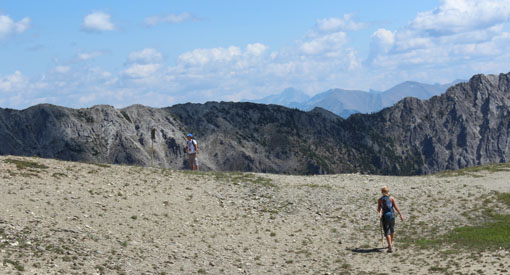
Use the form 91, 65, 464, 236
186, 133, 199, 171
377, 186, 404, 253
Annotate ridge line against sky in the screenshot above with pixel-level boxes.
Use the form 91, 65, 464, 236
1, 0, 510, 109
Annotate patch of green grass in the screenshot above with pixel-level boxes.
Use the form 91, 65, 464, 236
404, 193, 510, 251
181, 170, 202, 175
3, 259, 25, 271
298, 183, 333, 190
446, 214, 510, 249
52, 172, 67, 179
212, 171, 277, 188
341, 263, 351, 269
436, 162, 510, 177
91, 162, 111, 168
414, 238, 441, 249
496, 192, 510, 207
4, 158, 48, 170
261, 207, 279, 215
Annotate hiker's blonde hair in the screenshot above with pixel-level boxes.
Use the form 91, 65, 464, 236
381, 186, 389, 195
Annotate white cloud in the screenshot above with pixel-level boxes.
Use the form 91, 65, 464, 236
128, 48, 163, 63
366, 0, 510, 78
77, 51, 105, 60
82, 12, 115, 32
178, 46, 242, 65
78, 93, 97, 104
246, 43, 268, 56
0, 14, 31, 39
368, 28, 395, 59
371, 29, 395, 48
55, 66, 71, 74
123, 63, 161, 78
300, 32, 347, 55
411, 0, 510, 36
144, 13, 195, 27
316, 14, 367, 32
0, 71, 27, 92
6, 1, 510, 110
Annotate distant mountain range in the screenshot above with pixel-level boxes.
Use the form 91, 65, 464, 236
248, 80, 463, 117
1, 73, 509, 175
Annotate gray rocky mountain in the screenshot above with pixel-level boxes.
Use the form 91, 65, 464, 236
364, 73, 510, 174
0, 73, 509, 175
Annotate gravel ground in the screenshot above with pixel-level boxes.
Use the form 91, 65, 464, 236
1, 156, 509, 274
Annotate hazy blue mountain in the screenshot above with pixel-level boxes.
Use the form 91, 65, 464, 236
303, 89, 382, 118
380, 81, 461, 107
249, 80, 464, 117
249, 88, 309, 109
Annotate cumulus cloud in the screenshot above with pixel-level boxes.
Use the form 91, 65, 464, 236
368, 28, 395, 60
81, 12, 115, 32
123, 64, 161, 78
7, 1, 510, 110
300, 32, 347, 55
55, 66, 71, 74
77, 51, 105, 61
128, 48, 163, 64
121, 49, 164, 81
0, 71, 27, 92
0, 14, 31, 39
246, 43, 268, 56
178, 46, 243, 66
144, 13, 195, 27
316, 14, 367, 32
411, 0, 510, 36
372, 29, 395, 48
367, 0, 510, 74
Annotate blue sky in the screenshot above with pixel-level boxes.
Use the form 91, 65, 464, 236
1, 0, 510, 109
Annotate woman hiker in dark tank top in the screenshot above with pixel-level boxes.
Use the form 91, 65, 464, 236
377, 186, 404, 253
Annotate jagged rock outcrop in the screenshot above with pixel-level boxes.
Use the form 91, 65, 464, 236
364, 73, 510, 174
1, 72, 510, 175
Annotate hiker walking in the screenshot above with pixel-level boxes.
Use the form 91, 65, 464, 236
377, 186, 403, 253
186, 133, 199, 171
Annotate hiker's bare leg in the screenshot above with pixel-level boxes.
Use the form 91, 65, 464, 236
386, 235, 392, 248
193, 155, 199, 171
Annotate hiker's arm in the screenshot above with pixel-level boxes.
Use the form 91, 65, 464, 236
391, 197, 404, 221
193, 142, 198, 154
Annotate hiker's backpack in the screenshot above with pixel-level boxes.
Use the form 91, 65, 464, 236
381, 195, 394, 219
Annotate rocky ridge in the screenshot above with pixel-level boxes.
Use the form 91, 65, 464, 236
0, 72, 510, 175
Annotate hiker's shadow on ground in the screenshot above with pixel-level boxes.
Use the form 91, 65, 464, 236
347, 248, 383, 254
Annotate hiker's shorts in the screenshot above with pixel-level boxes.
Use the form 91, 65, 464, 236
188, 153, 198, 168
382, 216, 395, 236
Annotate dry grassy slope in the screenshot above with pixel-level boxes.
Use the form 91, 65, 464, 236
0, 156, 509, 274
